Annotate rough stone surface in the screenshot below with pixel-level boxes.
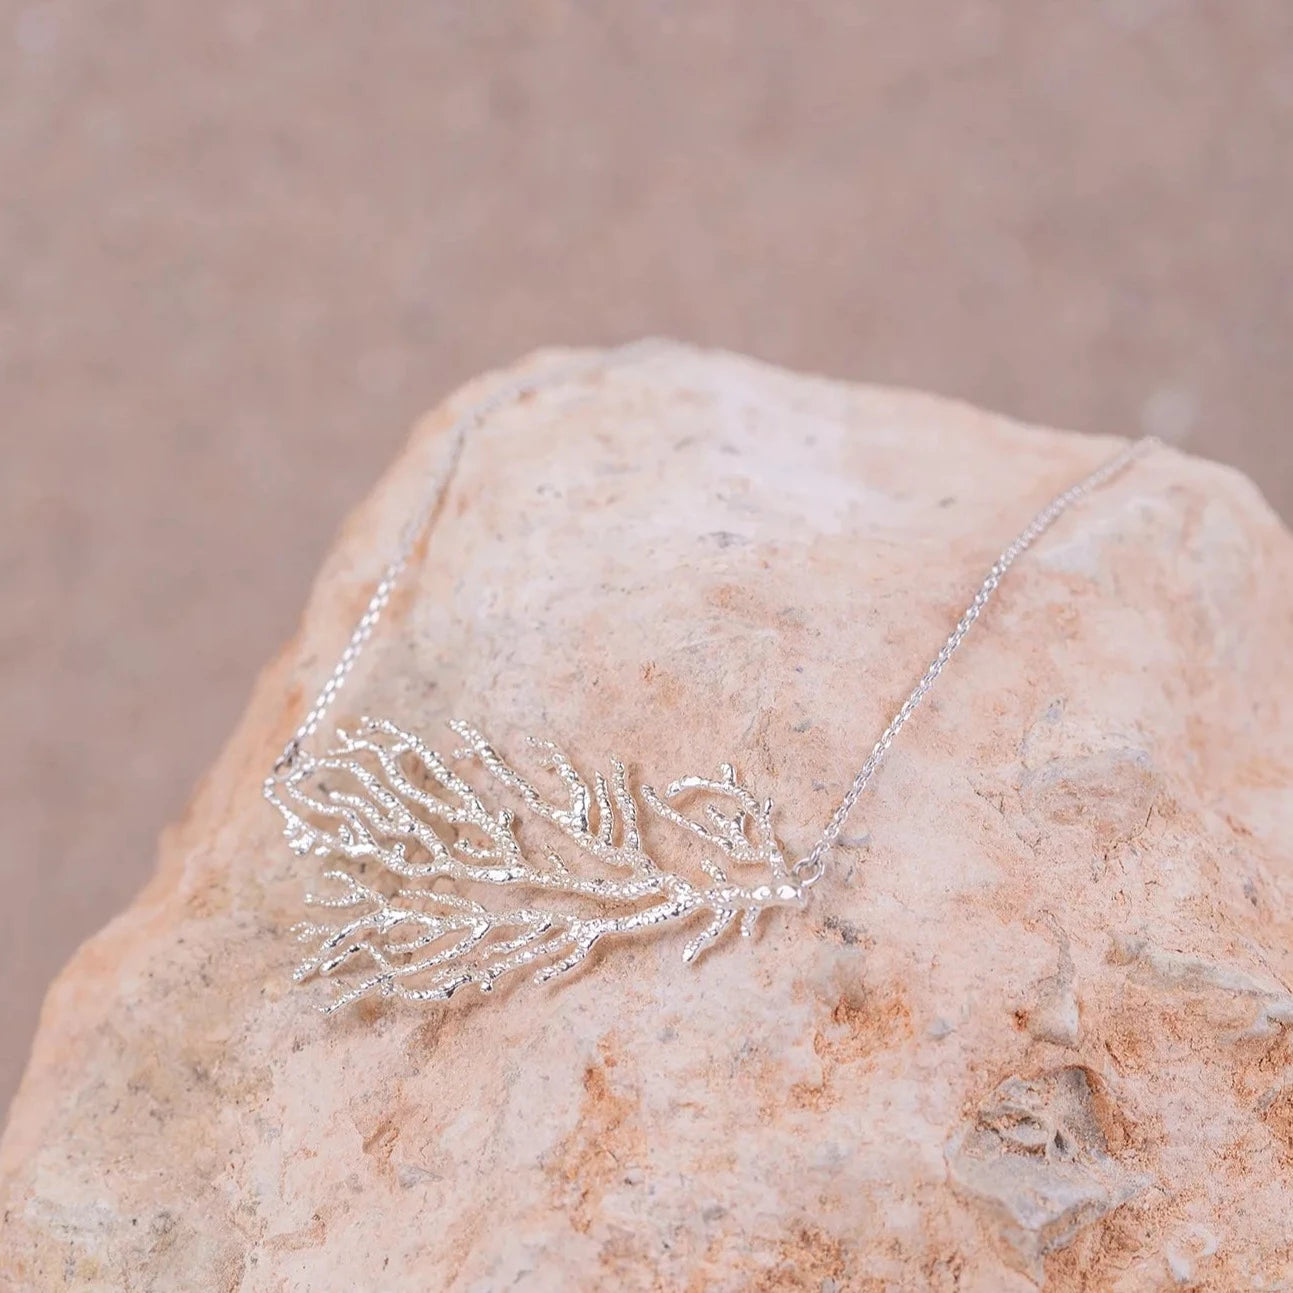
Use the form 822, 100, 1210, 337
2, 344, 1291, 1290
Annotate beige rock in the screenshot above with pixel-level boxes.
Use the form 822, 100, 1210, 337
2, 343, 1291, 1291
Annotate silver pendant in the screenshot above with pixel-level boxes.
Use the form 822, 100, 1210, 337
264, 719, 806, 1012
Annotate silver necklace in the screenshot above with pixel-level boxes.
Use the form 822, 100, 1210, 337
264, 344, 1158, 1013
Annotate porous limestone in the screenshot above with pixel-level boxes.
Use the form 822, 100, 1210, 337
2, 344, 1290, 1290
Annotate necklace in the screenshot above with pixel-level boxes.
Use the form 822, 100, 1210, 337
264, 344, 1158, 1013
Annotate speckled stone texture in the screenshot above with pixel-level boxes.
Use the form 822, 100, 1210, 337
2, 345, 1291, 1290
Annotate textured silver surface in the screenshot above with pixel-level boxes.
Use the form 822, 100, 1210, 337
266, 719, 802, 1012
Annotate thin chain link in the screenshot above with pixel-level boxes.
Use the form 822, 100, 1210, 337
273, 340, 662, 775
790, 433, 1160, 886
272, 342, 1157, 892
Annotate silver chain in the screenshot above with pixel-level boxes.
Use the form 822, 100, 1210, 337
273, 342, 662, 775
272, 345, 1157, 888
791, 432, 1159, 886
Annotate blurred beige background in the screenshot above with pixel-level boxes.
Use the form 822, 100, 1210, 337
2, 2, 1291, 1113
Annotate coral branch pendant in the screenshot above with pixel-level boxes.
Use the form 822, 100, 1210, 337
264, 719, 806, 1012
259, 358, 1153, 1021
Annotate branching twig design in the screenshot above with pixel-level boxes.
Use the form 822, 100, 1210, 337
264, 718, 802, 1011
